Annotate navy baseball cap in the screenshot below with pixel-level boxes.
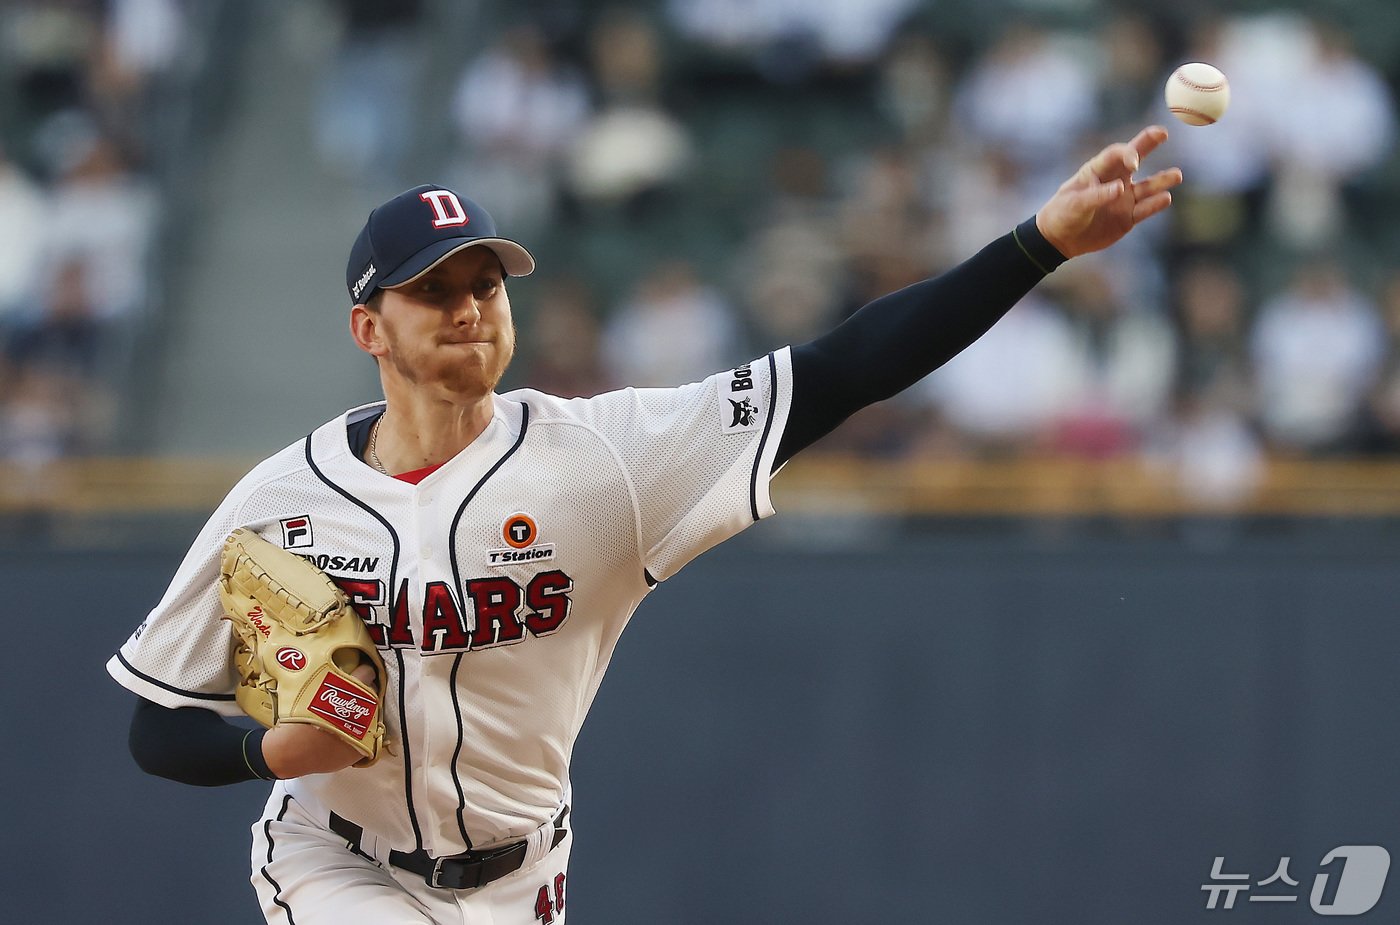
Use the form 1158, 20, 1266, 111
346, 184, 535, 304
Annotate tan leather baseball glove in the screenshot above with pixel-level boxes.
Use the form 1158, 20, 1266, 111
218, 527, 388, 767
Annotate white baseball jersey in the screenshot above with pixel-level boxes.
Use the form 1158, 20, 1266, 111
108, 349, 792, 856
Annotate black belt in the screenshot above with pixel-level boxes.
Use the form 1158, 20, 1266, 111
329, 806, 569, 890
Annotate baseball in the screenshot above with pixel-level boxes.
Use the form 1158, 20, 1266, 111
1165, 62, 1230, 125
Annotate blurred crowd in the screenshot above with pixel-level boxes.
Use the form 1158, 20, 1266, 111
406, 3, 1400, 503
6, 0, 1400, 509
0, 0, 182, 463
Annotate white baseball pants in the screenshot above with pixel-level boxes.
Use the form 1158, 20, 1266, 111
251, 783, 572, 924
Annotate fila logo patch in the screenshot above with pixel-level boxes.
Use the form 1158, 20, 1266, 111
280, 515, 314, 548
420, 189, 469, 228
716, 362, 763, 433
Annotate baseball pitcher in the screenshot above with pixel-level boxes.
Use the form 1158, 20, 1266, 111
109, 127, 1181, 923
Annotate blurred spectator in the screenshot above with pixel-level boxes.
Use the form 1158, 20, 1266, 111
876, 31, 951, 146
1250, 258, 1385, 452
90, 0, 186, 137
838, 146, 941, 308
3, 256, 121, 455
447, 24, 590, 235
737, 146, 845, 346
567, 106, 691, 209
103, 0, 184, 79
1263, 18, 1396, 249
601, 260, 742, 388
664, 0, 917, 83
0, 149, 47, 325
1148, 393, 1264, 509
9, 258, 103, 379
0, 366, 79, 464
0, 0, 102, 162
951, 22, 1098, 195
514, 275, 611, 399
42, 131, 156, 325
1096, 12, 1167, 136
1172, 258, 1252, 411
313, 0, 425, 186
916, 294, 1082, 455
937, 145, 1040, 261
1047, 261, 1177, 457
1359, 272, 1400, 453
566, 12, 691, 212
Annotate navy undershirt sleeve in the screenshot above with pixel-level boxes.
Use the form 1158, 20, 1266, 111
129, 697, 277, 786
774, 216, 1067, 467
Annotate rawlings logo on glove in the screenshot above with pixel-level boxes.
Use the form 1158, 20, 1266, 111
218, 528, 389, 767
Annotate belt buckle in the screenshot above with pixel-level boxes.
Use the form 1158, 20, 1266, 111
429, 856, 475, 890
428, 843, 517, 890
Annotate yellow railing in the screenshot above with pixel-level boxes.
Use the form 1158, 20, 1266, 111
0, 458, 254, 514
5, 456, 1400, 516
771, 457, 1400, 516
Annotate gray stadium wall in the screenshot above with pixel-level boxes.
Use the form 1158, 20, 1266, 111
16, 516, 1400, 924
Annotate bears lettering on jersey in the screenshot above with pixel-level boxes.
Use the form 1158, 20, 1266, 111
331, 572, 574, 655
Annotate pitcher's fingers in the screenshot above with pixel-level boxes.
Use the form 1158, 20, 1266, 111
1132, 191, 1174, 224
1085, 142, 1140, 182
1083, 178, 1125, 205
1132, 167, 1183, 200
1128, 125, 1169, 161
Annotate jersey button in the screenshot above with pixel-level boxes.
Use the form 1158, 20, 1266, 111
418, 494, 431, 507
421, 547, 433, 559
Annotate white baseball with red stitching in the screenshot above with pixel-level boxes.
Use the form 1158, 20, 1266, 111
1166, 62, 1230, 126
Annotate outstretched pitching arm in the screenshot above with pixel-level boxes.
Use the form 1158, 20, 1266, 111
776, 126, 1182, 466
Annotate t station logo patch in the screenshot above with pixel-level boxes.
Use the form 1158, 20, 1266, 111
503, 513, 537, 548
488, 512, 556, 568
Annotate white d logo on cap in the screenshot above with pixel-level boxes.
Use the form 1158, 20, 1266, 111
419, 190, 469, 228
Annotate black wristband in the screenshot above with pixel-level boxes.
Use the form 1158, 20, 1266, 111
1012, 215, 1069, 275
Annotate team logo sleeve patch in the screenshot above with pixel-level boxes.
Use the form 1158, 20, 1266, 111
715, 362, 763, 433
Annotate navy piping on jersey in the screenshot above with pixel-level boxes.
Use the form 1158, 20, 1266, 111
260, 793, 297, 924
748, 352, 781, 523
302, 433, 423, 852
445, 401, 531, 849
115, 651, 237, 701
447, 652, 470, 843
